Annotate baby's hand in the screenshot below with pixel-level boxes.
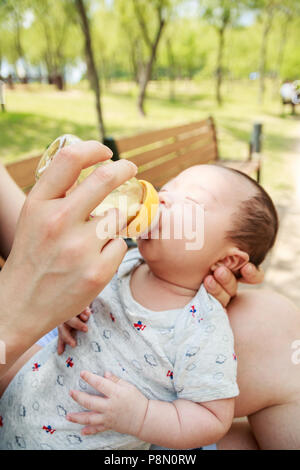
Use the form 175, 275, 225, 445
67, 371, 148, 437
57, 307, 91, 355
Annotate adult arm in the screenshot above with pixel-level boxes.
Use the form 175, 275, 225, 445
226, 290, 300, 449
0, 163, 25, 259
0, 141, 137, 377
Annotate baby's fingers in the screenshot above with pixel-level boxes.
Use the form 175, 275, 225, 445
57, 325, 76, 353
79, 307, 91, 323
69, 389, 107, 412
65, 317, 88, 332
81, 424, 107, 436
67, 411, 103, 427
57, 336, 66, 356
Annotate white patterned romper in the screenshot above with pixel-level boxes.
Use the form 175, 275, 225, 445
0, 249, 239, 450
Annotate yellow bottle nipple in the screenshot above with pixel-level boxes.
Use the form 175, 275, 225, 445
36, 134, 159, 239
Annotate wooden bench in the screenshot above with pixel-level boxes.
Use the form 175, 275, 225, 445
5, 117, 262, 195
104, 116, 263, 188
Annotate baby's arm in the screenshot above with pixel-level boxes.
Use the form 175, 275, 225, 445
139, 396, 234, 449
67, 371, 234, 449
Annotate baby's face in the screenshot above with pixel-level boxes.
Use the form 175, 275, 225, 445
138, 165, 252, 287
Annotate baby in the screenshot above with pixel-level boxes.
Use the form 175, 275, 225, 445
0, 164, 278, 450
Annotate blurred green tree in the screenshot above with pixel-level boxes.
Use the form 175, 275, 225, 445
0, 0, 31, 82
26, 0, 80, 89
116, 0, 176, 116
74, 0, 106, 139
200, 0, 255, 106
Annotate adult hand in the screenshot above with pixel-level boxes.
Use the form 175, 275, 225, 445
204, 263, 264, 308
0, 141, 137, 374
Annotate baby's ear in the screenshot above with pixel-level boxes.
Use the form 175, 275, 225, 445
219, 248, 249, 273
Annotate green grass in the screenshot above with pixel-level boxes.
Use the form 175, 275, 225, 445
0, 79, 299, 203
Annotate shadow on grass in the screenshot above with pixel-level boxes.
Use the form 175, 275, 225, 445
220, 118, 298, 155
108, 87, 211, 110
0, 112, 101, 163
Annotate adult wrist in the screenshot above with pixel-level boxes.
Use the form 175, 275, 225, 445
0, 270, 45, 372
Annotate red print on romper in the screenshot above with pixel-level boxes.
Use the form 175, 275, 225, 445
110, 312, 115, 323
134, 321, 146, 331
32, 362, 41, 372
42, 425, 56, 434
190, 305, 203, 323
0, 416, 3, 427
66, 357, 74, 368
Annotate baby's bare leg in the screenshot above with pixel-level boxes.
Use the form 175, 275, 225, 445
225, 289, 300, 449
0, 343, 42, 397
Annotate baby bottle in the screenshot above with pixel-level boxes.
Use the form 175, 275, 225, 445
35, 134, 159, 238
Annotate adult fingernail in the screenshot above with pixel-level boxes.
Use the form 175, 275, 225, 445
118, 158, 137, 175
207, 276, 216, 289
103, 145, 113, 158
217, 267, 228, 281
245, 264, 254, 275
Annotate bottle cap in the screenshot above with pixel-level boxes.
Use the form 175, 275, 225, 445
125, 180, 159, 239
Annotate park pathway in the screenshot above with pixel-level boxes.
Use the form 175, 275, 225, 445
255, 121, 300, 308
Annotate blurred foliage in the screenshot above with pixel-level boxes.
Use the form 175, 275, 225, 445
0, 0, 299, 84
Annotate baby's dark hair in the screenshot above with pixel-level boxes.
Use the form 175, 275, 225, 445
223, 168, 279, 267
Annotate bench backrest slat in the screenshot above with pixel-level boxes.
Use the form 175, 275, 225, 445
117, 117, 218, 189
129, 127, 214, 169
117, 119, 212, 154
3, 118, 219, 193
138, 141, 216, 188
6, 155, 41, 192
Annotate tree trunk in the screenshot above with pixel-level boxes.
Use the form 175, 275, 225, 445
273, 13, 291, 96
0, 79, 5, 112
258, 9, 274, 105
75, 0, 106, 140
216, 25, 226, 106
166, 38, 176, 101
137, 16, 165, 116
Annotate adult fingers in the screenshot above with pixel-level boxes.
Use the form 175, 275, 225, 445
85, 209, 127, 250
67, 159, 137, 221
95, 238, 128, 281
204, 275, 231, 309
213, 266, 238, 298
32, 141, 113, 200
240, 263, 264, 285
